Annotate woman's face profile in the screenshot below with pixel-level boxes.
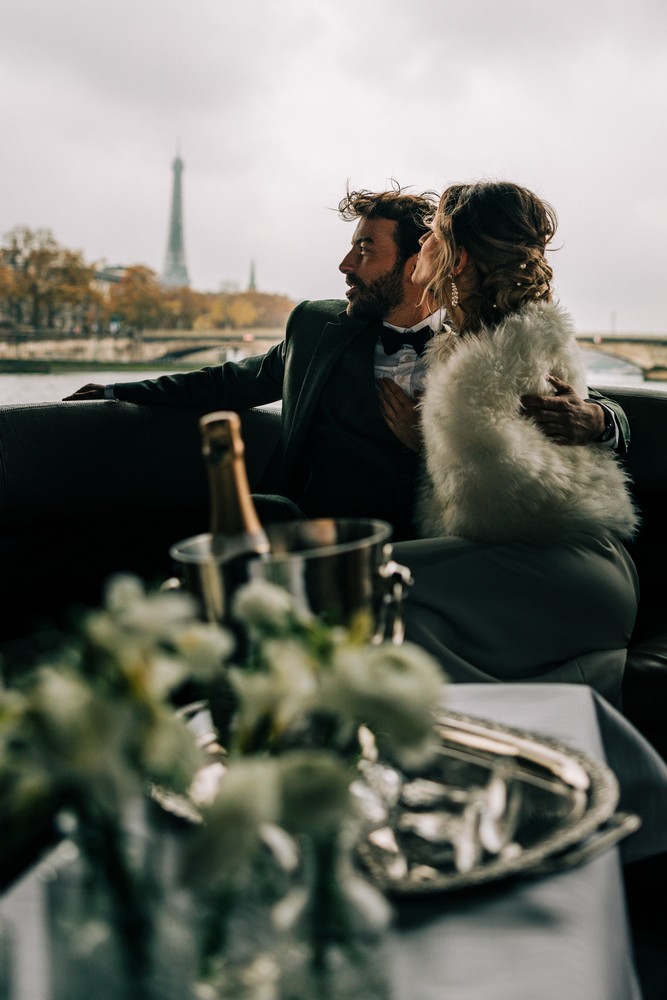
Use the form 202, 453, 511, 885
411, 227, 442, 288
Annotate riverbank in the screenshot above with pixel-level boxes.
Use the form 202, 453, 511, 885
0, 328, 284, 369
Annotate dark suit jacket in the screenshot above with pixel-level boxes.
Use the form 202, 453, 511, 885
112, 300, 372, 494
112, 298, 631, 492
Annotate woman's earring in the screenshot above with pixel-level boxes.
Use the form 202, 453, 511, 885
450, 277, 459, 309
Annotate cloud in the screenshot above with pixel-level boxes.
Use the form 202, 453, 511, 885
1, 0, 666, 328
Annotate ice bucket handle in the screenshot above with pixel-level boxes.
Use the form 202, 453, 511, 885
375, 555, 414, 645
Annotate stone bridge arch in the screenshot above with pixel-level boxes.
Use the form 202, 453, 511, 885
577, 336, 667, 381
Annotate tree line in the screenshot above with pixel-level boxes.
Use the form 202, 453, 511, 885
0, 227, 297, 334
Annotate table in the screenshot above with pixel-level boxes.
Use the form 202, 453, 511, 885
3, 684, 667, 1000
388, 684, 667, 1000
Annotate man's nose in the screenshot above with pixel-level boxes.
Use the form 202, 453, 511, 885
339, 251, 354, 273
419, 232, 429, 246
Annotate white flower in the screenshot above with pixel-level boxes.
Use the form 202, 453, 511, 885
81, 575, 233, 702
0, 685, 27, 733
170, 623, 234, 681
262, 639, 320, 725
184, 757, 280, 888
140, 652, 189, 699
325, 641, 444, 767
32, 666, 95, 743
278, 751, 354, 837
229, 638, 319, 741
231, 579, 310, 634
27, 666, 139, 800
104, 573, 146, 613
140, 706, 203, 793
101, 573, 199, 642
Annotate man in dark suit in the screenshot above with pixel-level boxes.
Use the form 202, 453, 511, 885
64, 186, 628, 540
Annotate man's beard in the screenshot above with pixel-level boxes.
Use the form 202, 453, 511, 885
346, 263, 405, 320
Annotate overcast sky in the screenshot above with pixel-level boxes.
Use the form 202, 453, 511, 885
2, 0, 665, 332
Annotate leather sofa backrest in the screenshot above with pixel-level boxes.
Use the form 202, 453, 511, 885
0, 389, 665, 641
0, 401, 282, 640
0, 401, 282, 525
596, 385, 667, 626
599, 385, 667, 491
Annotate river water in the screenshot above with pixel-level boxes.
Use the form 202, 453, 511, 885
0, 350, 660, 405
0, 369, 182, 405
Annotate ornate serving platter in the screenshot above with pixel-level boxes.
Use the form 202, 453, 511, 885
158, 703, 640, 896
356, 710, 640, 894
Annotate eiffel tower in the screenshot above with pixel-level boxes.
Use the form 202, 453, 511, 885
161, 154, 190, 287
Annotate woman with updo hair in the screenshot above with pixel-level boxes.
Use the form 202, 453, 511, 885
394, 180, 639, 704
420, 181, 557, 328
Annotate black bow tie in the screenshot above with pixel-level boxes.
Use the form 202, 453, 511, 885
380, 326, 431, 357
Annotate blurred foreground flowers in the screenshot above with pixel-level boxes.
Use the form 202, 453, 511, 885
0, 574, 444, 999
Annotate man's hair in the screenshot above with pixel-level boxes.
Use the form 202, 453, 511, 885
338, 181, 438, 263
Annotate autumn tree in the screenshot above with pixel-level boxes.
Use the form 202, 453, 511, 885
43, 249, 99, 329
107, 265, 165, 331
244, 291, 295, 328
0, 227, 296, 334
2, 227, 59, 327
193, 290, 295, 330
0, 263, 20, 325
161, 285, 208, 330
0, 227, 96, 330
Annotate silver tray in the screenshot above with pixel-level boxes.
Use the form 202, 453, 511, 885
357, 710, 641, 894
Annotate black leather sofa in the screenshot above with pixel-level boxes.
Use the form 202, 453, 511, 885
0, 388, 665, 756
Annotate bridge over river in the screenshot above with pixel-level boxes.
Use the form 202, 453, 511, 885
1, 328, 666, 379
577, 335, 667, 381
0, 328, 283, 370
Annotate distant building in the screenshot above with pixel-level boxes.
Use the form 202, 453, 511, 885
248, 260, 257, 292
93, 265, 127, 298
161, 155, 190, 288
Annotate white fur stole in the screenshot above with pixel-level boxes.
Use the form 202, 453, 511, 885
418, 302, 638, 542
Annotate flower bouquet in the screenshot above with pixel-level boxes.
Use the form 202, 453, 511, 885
0, 574, 445, 999
184, 578, 444, 999
0, 577, 225, 997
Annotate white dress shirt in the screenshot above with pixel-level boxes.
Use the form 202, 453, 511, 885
374, 309, 448, 397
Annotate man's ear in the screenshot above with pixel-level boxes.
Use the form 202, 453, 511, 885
401, 252, 423, 292
403, 251, 419, 276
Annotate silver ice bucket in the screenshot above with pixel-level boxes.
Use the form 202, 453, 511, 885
169, 518, 412, 644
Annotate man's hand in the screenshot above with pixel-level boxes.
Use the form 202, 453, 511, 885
376, 378, 422, 451
62, 383, 106, 401
520, 374, 606, 445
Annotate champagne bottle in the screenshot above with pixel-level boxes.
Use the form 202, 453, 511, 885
199, 411, 270, 739
200, 410, 271, 562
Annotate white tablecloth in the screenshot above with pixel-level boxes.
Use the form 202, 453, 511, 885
388, 683, 667, 1000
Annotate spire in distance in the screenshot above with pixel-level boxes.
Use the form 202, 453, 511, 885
161, 153, 190, 288
248, 259, 257, 292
